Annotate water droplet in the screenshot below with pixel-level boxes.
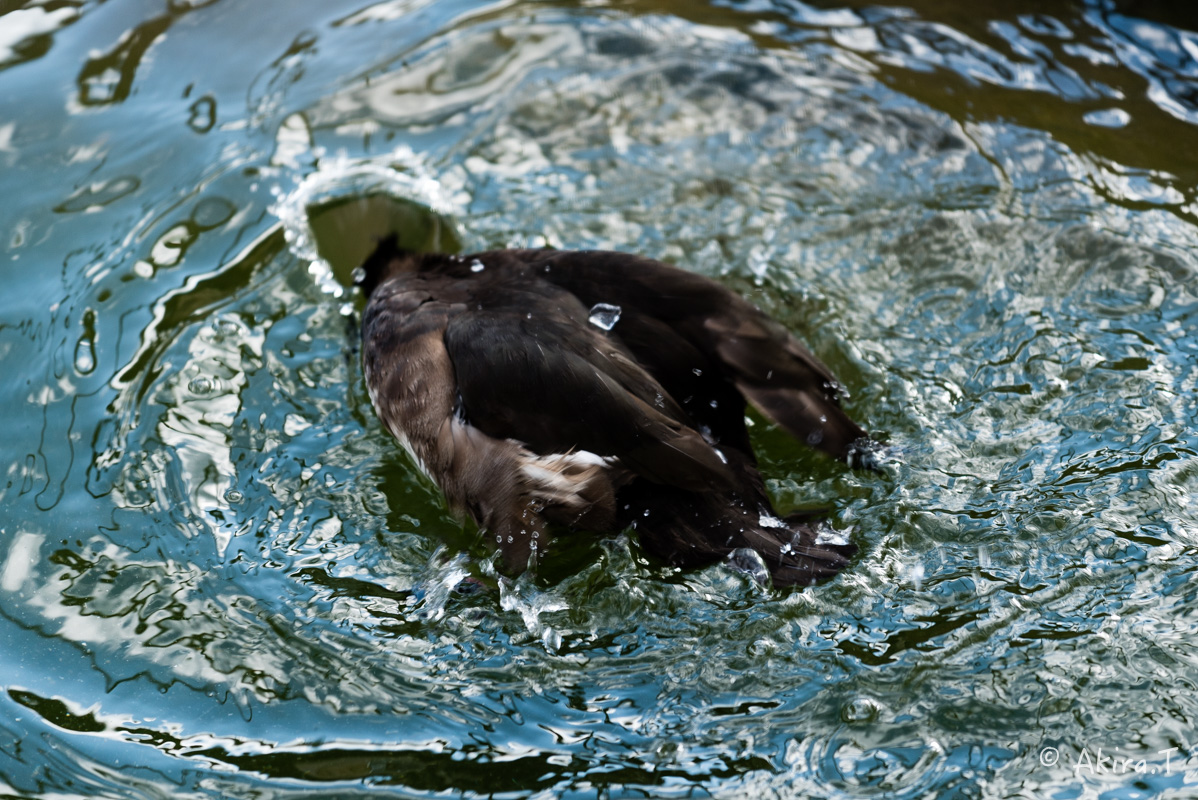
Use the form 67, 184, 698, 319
74, 335, 96, 375
187, 95, 216, 134
188, 376, 215, 395
642, 509, 650, 517
507, 535, 513, 543
766, 370, 773, 380
709, 399, 718, 409
654, 392, 664, 408
842, 697, 880, 723
495, 535, 503, 543
352, 266, 366, 284
470, 259, 485, 272
692, 368, 703, 376
191, 196, 234, 229
215, 319, 240, 336
715, 448, 727, 464
526, 312, 532, 320
588, 302, 622, 331
726, 548, 769, 585
1083, 107, 1131, 129
224, 489, 244, 503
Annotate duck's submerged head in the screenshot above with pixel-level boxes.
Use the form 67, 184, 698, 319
354, 234, 424, 299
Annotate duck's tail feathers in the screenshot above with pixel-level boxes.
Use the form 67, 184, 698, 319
632, 496, 856, 588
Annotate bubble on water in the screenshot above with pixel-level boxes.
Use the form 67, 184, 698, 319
74, 335, 95, 375
1083, 108, 1131, 128
188, 376, 216, 395
223, 489, 243, 503
842, 696, 881, 723
726, 548, 769, 585
587, 302, 621, 330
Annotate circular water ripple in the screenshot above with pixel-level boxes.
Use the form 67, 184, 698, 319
1, 1, 1198, 798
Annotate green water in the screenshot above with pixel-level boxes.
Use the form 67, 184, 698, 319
2, 0, 1197, 797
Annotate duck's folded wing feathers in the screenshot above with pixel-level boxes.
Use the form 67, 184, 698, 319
703, 312, 868, 462
443, 308, 735, 493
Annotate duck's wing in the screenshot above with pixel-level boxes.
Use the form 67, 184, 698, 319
362, 282, 621, 571
701, 310, 869, 463
442, 299, 736, 494
489, 249, 872, 464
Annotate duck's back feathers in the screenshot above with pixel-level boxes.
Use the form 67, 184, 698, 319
480, 248, 869, 462
442, 301, 734, 493
359, 242, 874, 585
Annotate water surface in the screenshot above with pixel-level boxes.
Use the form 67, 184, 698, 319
2, 0, 1198, 797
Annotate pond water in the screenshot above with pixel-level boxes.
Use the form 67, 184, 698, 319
2, 0, 1198, 797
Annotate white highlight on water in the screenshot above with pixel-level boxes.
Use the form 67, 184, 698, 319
1, 531, 44, 593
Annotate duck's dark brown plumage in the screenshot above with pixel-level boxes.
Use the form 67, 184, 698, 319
357, 235, 877, 587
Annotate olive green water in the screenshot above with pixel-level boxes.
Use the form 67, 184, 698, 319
2, 0, 1198, 797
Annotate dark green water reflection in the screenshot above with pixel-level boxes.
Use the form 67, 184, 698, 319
2, 0, 1197, 797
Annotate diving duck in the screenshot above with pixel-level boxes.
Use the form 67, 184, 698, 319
357, 236, 877, 587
